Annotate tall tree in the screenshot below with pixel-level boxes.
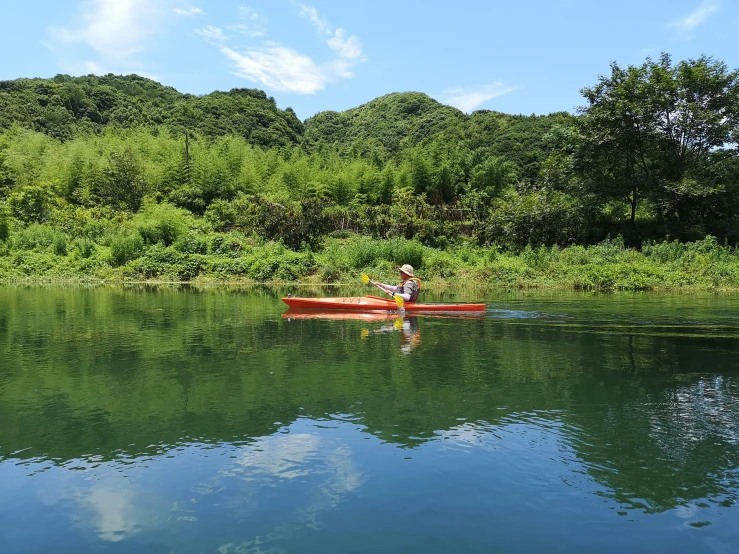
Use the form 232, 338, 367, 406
577, 53, 739, 226
97, 148, 147, 212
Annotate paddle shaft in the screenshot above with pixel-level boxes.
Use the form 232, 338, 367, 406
370, 279, 394, 298
363, 273, 404, 309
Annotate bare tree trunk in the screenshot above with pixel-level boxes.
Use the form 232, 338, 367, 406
630, 186, 638, 227
185, 131, 191, 183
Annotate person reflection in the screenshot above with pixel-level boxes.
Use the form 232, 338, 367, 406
362, 316, 420, 354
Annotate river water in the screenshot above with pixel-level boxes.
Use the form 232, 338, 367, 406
0, 287, 737, 553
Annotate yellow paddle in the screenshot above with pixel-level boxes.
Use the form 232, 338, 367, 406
361, 273, 405, 309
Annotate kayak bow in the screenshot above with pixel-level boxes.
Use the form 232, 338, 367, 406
281, 295, 485, 312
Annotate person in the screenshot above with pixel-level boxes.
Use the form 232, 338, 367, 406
376, 264, 421, 303
398, 315, 420, 354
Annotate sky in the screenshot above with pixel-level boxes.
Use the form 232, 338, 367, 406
2, 0, 738, 120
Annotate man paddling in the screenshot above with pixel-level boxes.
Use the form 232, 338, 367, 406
376, 264, 421, 303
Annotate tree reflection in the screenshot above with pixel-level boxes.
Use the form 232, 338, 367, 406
0, 287, 738, 514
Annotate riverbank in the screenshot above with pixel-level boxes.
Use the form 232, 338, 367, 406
2, 232, 738, 292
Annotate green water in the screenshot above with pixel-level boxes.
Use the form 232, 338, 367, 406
1, 287, 738, 553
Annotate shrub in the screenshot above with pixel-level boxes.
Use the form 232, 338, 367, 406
53, 234, 68, 256
241, 243, 316, 281
110, 233, 145, 266
8, 183, 56, 224
133, 202, 189, 246
174, 231, 208, 254
73, 237, 96, 259
244, 196, 332, 251
12, 224, 65, 251
204, 198, 239, 230
424, 249, 460, 278
387, 237, 425, 269
319, 264, 342, 283
203, 257, 250, 276
340, 236, 425, 271
208, 233, 244, 256
642, 239, 685, 263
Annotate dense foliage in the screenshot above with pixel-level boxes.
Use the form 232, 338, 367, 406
0, 74, 302, 147
1, 53, 738, 287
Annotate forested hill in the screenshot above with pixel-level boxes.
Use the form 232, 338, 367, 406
303, 93, 572, 181
302, 92, 467, 155
0, 74, 576, 187
0, 74, 303, 148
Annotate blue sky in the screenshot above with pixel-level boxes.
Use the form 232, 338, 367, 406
2, 0, 737, 120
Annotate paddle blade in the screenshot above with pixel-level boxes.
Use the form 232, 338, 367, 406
393, 317, 404, 330
361, 329, 370, 339
393, 294, 405, 309
361, 273, 370, 285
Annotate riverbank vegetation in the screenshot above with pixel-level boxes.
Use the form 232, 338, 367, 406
1, 53, 738, 290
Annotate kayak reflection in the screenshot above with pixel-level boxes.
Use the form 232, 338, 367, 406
282, 309, 486, 354
281, 309, 425, 354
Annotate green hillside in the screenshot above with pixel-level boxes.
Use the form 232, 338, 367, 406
302, 92, 573, 183
0, 74, 303, 148
303, 92, 466, 155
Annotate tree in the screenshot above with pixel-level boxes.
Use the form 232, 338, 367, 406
469, 156, 517, 201
577, 53, 739, 227
8, 182, 56, 223
98, 148, 147, 212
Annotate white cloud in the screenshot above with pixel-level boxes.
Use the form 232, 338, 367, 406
208, 4, 366, 95
174, 7, 204, 16
86, 488, 140, 543
234, 433, 320, 479
441, 83, 516, 112
228, 7, 267, 37
195, 25, 229, 44
299, 4, 332, 35
327, 29, 365, 60
46, 0, 164, 74
298, 7, 366, 62
667, 0, 719, 33
221, 44, 348, 94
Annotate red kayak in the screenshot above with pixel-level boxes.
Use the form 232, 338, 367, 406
282, 309, 486, 321
281, 295, 486, 312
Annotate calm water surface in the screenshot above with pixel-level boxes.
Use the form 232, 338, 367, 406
0, 287, 738, 553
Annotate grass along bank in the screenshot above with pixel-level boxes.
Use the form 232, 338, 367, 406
0, 203, 737, 291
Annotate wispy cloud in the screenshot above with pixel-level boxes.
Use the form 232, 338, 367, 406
227, 7, 267, 38
174, 7, 204, 16
195, 25, 228, 44
220, 44, 353, 94
299, 5, 331, 35
328, 29, 365, 60
300, 4, 366, 61
46, 0, 164, 75
201, 4, 365, 95
441, 83, 516, 112
667, 0, 719, 33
